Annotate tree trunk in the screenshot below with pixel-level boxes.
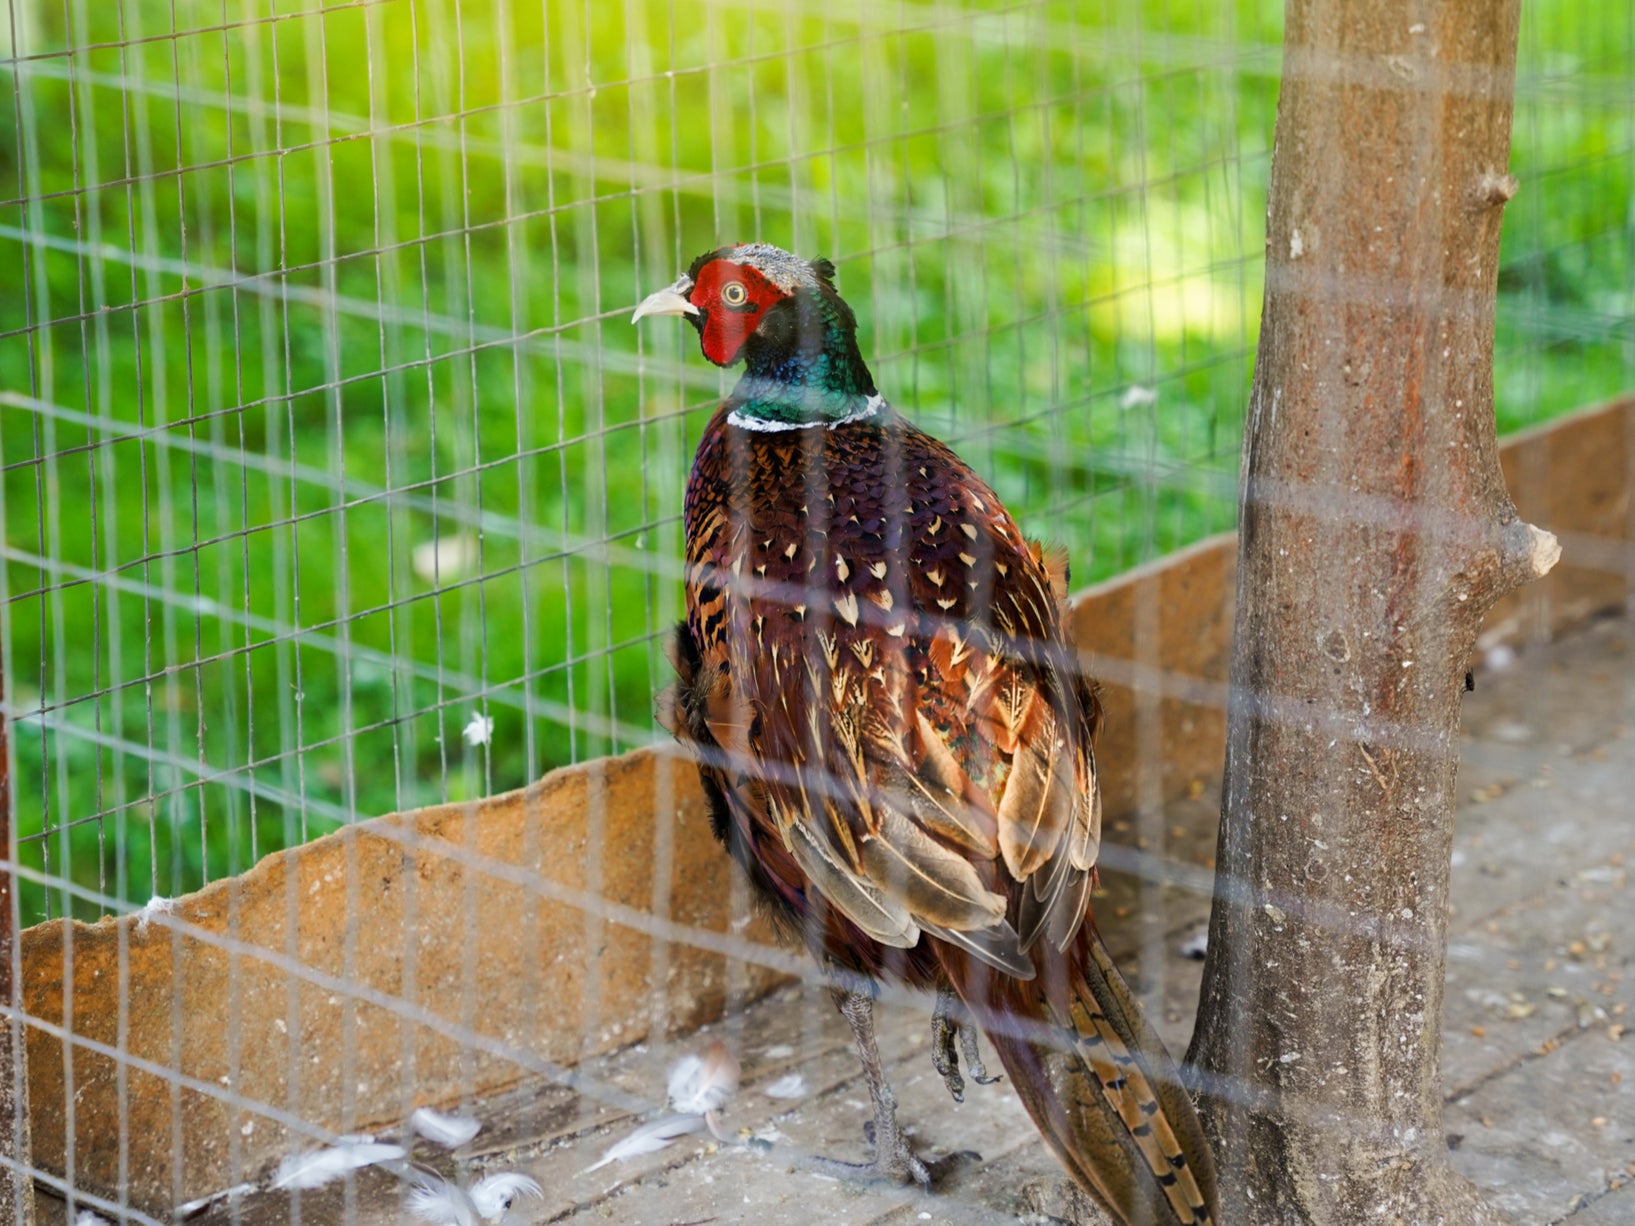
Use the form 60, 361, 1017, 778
1185, 1, 1557, 1221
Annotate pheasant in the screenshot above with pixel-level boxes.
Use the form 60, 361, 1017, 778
634, 244, 1219, 1224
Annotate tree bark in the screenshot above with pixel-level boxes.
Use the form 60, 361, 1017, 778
1185, 1, 1557, 1221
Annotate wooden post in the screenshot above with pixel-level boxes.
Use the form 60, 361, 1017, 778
1185, 1, 1555, 1221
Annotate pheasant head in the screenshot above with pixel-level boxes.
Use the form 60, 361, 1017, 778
632, 243, 878, 427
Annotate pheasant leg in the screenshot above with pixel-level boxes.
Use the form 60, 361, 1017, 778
931, 983, 1003, 1103
805, 986, 931, 1187
930, 984, 966, 1103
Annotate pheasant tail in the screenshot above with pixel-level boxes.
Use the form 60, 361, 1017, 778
939, 928, 1219, 1226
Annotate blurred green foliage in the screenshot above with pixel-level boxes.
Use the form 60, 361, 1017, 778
0, 0, 1629, 923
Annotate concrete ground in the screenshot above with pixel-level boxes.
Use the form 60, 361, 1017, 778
48, 613, 1635, 1224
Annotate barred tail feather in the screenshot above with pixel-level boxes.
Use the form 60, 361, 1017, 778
938, 927, 1219, 1225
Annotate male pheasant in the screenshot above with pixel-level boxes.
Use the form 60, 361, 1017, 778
634, 244, 1219, 1225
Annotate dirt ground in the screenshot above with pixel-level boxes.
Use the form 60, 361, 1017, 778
42, 613, 1635, 1224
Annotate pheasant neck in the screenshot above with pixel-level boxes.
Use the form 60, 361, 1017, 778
727, 292, 879, 429
725, 380, 883, 432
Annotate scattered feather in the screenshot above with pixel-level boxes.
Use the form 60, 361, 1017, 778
584, 1042, 744, 1174
701, 1108, 732, 1142
408, 1177, 477, 1226
409, 1106, 482, 1148
666, 1040, 739, 1115
272, 1142, 405, 1190
176, 1182, 257, 1215
586, 1114, 706, 1172
763, 1044, 795, 1059
762, 1073, 806, 1099
461, 713, 494, 748
408, 1170, 542, 1224
468, 1173, 544, 1219
135, 895, 177, 933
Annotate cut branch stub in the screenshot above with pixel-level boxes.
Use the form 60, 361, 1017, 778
1186, 1, 1545, 1223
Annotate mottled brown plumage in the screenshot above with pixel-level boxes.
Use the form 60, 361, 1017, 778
637, 245, 1219, 1224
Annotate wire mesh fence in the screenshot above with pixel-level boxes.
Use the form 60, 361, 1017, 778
0, 0, 1631, 1220
5, 0, 1631, 922
3, 0, 1267, 924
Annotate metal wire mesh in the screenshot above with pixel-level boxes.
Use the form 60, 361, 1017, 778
0, 0, 1630, 1220
0, 0, 1277, 923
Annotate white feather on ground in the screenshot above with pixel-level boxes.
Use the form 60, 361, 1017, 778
762, 1072, 806, 1099
409, 1106, 482, 1148
408, 1178, 478, 1226
407, 1171, 543, 1224
176, 1182, 258, 1216
272, 1142, 406, 1189
468, 1173, 544, 1219
586, 1042, 742, 1173
585, 1114, 707, 1172
666, 1040, 739, 1115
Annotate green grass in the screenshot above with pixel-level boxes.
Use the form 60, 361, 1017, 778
1, 0, 1630, 924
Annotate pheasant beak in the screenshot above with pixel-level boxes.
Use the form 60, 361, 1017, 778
631, 275, 699, 324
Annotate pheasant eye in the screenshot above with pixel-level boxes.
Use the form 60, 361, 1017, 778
721, 281, 749, 307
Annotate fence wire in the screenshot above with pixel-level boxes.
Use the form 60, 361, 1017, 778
0, 0, 1631, 1221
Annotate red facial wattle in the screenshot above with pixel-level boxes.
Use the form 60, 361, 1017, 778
689, 260, 788, 367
